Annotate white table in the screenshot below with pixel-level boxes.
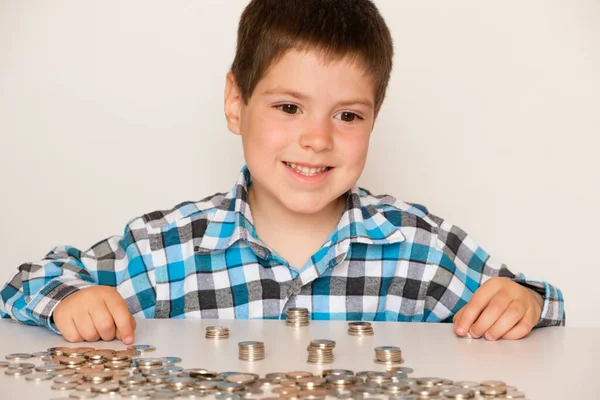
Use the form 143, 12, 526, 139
0, 319, 597, 399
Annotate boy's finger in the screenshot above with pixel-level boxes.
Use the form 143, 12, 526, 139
58, 316, 84, 343
469, 294, 512, 339
73, 312, 100, 342
500, 318, 531, 340
482, 300, 523, 341
452, 308, 465, 334
104, 296, 135, 344
89, 304, 117, 341
454, 285, 498, 335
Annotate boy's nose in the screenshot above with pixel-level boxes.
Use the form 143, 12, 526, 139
298, 119, 334, 152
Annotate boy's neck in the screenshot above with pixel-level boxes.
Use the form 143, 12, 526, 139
247, 184, 346, 244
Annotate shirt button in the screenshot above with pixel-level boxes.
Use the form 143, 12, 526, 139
293, 287, 302, 295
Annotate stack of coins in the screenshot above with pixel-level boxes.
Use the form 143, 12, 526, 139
285, 308, 310, 327
348, 321, 374, 336
238, 341, 265, 361
374, 346, 403, 364
205, 326, 230, 339
306, 339, 336, 364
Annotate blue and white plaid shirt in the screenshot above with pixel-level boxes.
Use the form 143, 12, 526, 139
1, 166, 565, 333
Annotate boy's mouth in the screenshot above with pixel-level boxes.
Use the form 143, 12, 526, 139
283, 161, 332, 177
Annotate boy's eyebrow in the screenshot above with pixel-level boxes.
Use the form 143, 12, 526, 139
262, 88, 374, 109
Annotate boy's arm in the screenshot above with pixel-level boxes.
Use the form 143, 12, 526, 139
427, 214, 565, 328
0, 217, 155, 334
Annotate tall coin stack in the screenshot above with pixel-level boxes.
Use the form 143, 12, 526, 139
285, 307, 310, 327
374, 346, 403, 364
238, 341, 265, 361
347, 321, 374, 336
205, 326, 230, 339
306, 339, 336, 364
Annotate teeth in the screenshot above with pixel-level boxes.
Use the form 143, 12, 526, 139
285, 162, 329, 176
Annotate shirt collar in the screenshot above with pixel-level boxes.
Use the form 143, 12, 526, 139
195, 165, 405, 255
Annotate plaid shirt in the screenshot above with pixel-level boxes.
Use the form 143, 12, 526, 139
1, 166, 564, 333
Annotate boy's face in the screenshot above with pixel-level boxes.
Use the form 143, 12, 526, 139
225, 49, 376, 216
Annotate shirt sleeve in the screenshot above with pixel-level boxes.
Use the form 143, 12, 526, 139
0, 217, 155, 334
426, 212, 565, 328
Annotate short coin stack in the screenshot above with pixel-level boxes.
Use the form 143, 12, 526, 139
374, 345, 403, 364
285, 307, 310, 327
205, 325, 230, 339
238, 341, 265, 361
306, 339, 336, 364
347, 321, 374, 336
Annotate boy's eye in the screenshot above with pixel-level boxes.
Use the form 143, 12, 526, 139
335, 111, 361, 122
277, 104, 300, 114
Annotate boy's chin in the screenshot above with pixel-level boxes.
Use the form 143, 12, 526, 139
281, 196, 342, 215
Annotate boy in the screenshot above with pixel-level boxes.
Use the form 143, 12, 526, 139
0, 0, 564, 345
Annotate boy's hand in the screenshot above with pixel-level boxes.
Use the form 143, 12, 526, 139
453, 277, 544, 340
52, 286, 136, 344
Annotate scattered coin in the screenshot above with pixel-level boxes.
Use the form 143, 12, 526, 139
25, 373, 54, 382
5, 353, 32, 361
1, 341, 528, 400
127, 345, 156, 353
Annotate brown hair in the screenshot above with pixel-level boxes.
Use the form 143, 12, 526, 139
230, 0, 394, 116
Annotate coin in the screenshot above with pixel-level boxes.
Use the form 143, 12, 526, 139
225, 373, 259, 385
347, 321, 375, 336
90, 382, 120, 393
5, 368, 33, 376
5, 353, 32, 361
374, 346, 403, 364
127, 345, 156, 353
307, 339, 336, 364
7, 362, 36, 370
238, 341, 265, 361
68, 392, 98, 399
285, 308, 310, 327
51, 382, 78, 390
205, 326, 230, 339
161, 357, 182, 365
23, 372, 53, 382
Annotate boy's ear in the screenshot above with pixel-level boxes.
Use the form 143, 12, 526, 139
224, 72, 242, 136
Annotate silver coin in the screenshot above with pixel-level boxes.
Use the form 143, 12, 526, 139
5, 353, 33, 361
25, 373, 54, 382
0, 361, 9, 368
120, 391, 153, 398
68, 392, 98, 399
5, 368, 33, 376
90, 382, 120, 393
128, 345, 156, 353
32, 351, 50, 358
8, 362, 36, 370
161, 357, 182, 364
51, 382, 78, 390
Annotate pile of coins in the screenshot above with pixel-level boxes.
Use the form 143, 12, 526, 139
1, 344, 529, 399
205, 325, 230, 339
306, 339, 336, 365
347, 321, 375, 336
285, 307, 310, 327
238, 341, 265, 361
374, 345, 403, 364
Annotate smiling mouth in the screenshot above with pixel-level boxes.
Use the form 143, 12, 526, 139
283, 162, 333, 176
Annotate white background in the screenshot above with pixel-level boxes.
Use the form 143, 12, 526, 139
0, 1, 598, 327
